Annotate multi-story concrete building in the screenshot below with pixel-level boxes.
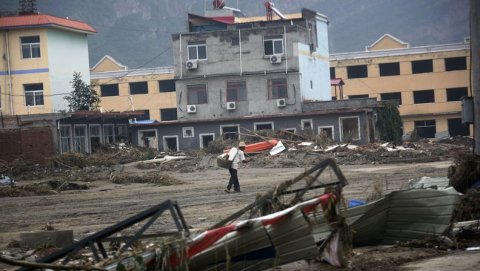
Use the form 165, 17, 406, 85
128, 5, 378, 151
90, 55, 178, 123
0, 12, 96, 115
330, 34, 471, 138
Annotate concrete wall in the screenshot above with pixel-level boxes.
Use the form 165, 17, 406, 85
47, 29, 91, 112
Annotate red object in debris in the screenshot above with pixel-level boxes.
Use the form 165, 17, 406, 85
224, 139, 279, 154
213, 0, 225, 9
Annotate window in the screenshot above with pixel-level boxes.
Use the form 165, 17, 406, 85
340, 116, 360, 141
414, 120, 436, 138
254, 122, 274, 131
160, 108, 178, 121
199, 133, 215, 149
129, 81, 148, 95
379, 62, 400, 76
24, 83, 44, 106
74, 125, 88, 153
445, 57, 467, 71
301, 119, 313, 130
318, 126, 334, 140
330, 67, 336, 79
163, 136, 179, 152
348, 94, 369, 99
59, 125, 72, 153
264, 35, 283, 56
187, 84, 207, 104
413, 89, 435, 104
100, 84, 119, 97
231, 37, 239, 46
448, 118, 469, 137
268, 78, 288, 99
115, 125, 127, 141
187, 40, 207, 60
140, 130, 156, 148
221, 125, 240, 140
347, 65, 368, 79
21, 36, 40, 58
159, 80, 176, 93
446, 87, 468, 102
89, 125, 102, 152
135, 110, 150, 121
381, 92, 402, 105
183, 127, 194, 138
411, 59, 433, 74
103, 125, 115, 144
227, 81, 247, 102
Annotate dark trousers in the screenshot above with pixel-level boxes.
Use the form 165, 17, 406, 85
227, 167, 240, 192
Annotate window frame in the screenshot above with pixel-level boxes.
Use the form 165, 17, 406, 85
160, 108, 178, 121
159, 79, 176, 93
380, 92, 402, 105
347, 65, 368, 79
103, 124, 115, 144
187, 41, 207, 60
318, 126, 335, 140
73, 124, 88, 153
187, 84, 208, 105
220, 124, 240, 140
59, 125, 72, 153
226, 80, 247, 102
163, 135, 179, 152
411, 59, 433, 74
301, 119, 313, 130
129, 81, 149, 95
89, 124, 102, 152
445, 57, 467, 71
254, 122, 274, 131
138, 129, 157, 149
267, 78, 288, 99
446, 87, 468, 102
414, 120, 436, 138
182, 127, 195, 138
379, 62, 400, 76
24, 83, 44, 106
264, 35, 284, 56
413, 89, 435, 104
20, 35, 41, 59
100, 84, 119, 97
339, 116, 361, 142
199, 133, 215, 149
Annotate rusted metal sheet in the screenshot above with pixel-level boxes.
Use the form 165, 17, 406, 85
0, 127, 54, 164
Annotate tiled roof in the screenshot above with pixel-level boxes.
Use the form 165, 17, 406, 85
0, 13, 96, 34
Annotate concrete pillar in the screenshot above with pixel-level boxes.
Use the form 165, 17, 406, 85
472, 0, 480, 155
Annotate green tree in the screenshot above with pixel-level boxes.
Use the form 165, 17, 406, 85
376, 101, 402, 144
64, 72, 100, 111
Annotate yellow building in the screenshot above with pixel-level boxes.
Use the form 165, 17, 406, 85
330, 34, 471, 138
90, 55, 177, 122
0, 13, 96, 115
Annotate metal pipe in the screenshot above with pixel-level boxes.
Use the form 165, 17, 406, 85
5, 31, 14, 115
239, 29, 242, 76
284, 26, 287, 74
179, 34, 183, 79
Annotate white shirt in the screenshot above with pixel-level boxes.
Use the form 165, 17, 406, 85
228, 147, 245, 170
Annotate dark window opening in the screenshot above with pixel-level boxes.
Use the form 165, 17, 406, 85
411, 59, 433, 74
100, 84, 119, 97
222, 126, 239, 140
201, 134, 214, 149
129, 81, 148, 95
448, 118, 469, 137
264, 35, 283, 55
231, 37, 239, 46
24, 83, 44, 106
330, 67, 336, 79
348, 94, 369, 99
446, 87, 468, 102
187, 40, 207, 60
414, 120, 436, 138
135, 110, 150, 121
347, 65, 368, 79
255, 123, 273, 131
268, 78, 288, 99
445, 57, 467, 71
159, 79, 176, 92
319, 127, 334, 139
413, 89, 435, 104
164, 137, 178, 152
381, 92, 402, 105
160, 108, 177, 121
227, 81, 247, 102
21, 35, 40, 58
187, 84, 207, 104
379, 62, 400, 76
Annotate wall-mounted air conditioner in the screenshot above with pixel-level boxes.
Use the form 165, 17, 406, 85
270, 55, 282, 64
186, 60, 198, 70
226, 101, 236, 110
276, 98, 286, 107
187, 104, 197, 113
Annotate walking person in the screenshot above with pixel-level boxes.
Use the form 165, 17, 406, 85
225, 141, 246, 193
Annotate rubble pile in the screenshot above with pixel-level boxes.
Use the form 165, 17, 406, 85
0, 180, 88, 197
109, 172, 185, 186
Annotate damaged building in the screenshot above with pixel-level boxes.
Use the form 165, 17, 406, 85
130, 4, 378, 151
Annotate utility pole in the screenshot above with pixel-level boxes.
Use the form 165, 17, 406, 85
471, 0, 480, 155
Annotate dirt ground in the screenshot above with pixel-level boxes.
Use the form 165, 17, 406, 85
3, 158, 478, 270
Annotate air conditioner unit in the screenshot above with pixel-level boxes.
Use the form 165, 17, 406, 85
226, 101, 236, 110
270, 55, 282, 64
186, 60, 197, 70
276, 98, 286, 107
187, 104, 197, 113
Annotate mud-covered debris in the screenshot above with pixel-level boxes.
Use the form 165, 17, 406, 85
110, 172, 184, 186
0, 180, 88, 198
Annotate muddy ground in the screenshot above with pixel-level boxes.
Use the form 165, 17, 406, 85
1, 137, 479, 270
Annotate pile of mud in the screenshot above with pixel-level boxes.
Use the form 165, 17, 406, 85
0, 180, 88, 197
